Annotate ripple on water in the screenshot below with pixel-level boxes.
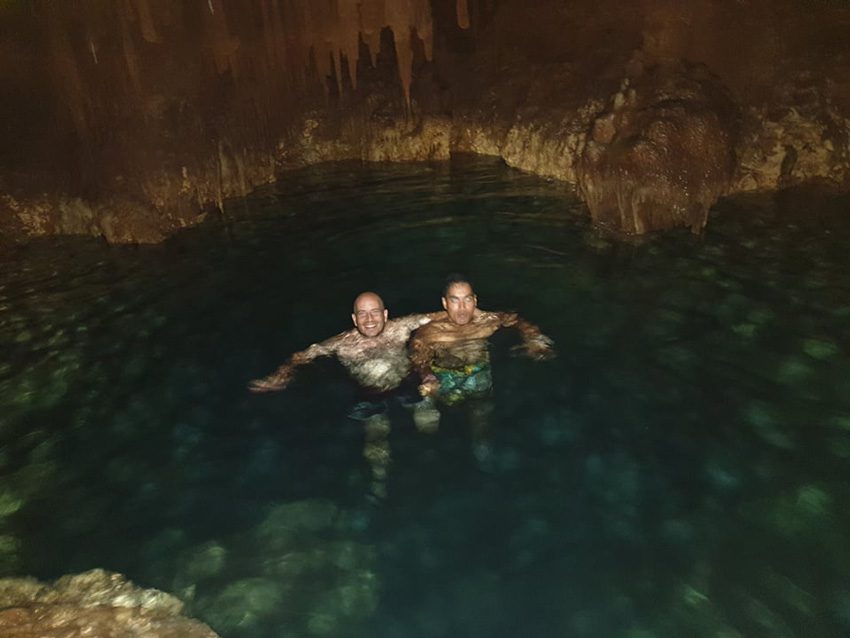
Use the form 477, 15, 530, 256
2, 161, 850, 636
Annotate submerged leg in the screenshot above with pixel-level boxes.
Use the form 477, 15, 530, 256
469, 399, 495, 470
363, 412, 391, 499
411, 396, 441, 433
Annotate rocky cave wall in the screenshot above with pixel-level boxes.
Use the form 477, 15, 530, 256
1, 0, 849, 242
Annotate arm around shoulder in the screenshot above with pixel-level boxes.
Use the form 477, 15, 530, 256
397, 311, 446, 332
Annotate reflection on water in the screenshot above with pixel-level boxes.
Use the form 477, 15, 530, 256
2, 157, 850, 636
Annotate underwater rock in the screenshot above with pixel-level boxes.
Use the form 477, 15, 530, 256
577, 61, 738, 234
196, 577, 284, 634
0, 535, 21, 574
745, 401, 794, 449
0, 488, 23, 517
802, 338, 839, 361
254, 499, 339, 552
177, 542, 227, 583
171, 541, 228, 599
776, 356, 815, 386
177, 497, 379, 636
0, 569, 217, 638
747, 484, 833, 539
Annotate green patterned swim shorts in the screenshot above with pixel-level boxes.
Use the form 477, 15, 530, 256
432, 362, 493, 405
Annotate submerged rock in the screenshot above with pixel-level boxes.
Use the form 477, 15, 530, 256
181, 498, 378, 637
0, 569, 218, 638
197, 577, 284, 634
0, 535, 21, 575
254, 499, 339, 552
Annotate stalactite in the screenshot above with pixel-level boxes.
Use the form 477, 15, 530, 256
456, 0, 470, 30
119, 0, 143, 96
205, 0, 240, 79
335, 0, 360, 90
383, 0, 433, 107
256, 0, 434, 106
43, 2, 89, 139
358, 0, 386, 67
132, 0, 159, 43
31, 0, 437, 184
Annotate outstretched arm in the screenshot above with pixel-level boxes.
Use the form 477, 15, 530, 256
496, 312, 555, 360
248, 334, 343, 393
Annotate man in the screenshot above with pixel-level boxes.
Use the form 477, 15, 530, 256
249, 291, 442, 499
410, 274, 554, 404
249, 291, 441, 403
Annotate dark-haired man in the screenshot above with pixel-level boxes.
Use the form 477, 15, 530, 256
410, 275, 554, 404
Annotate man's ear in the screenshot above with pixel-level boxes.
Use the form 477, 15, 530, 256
351, 313, 357, 327
441, 297, 448, 310
383, 309, 388, 321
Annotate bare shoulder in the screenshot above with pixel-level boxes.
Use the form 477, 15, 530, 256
474, 309, 508, 324
410, 316, 452, 338
389, 313, 432, 333
330, 328, 364, 347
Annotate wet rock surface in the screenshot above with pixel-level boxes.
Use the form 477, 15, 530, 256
151, 499, 378, 638
577, 61, 739, 234
1, 0, 849, 242
0, 569, 218, 637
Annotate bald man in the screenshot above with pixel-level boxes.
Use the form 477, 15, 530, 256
249, 292, 443, 406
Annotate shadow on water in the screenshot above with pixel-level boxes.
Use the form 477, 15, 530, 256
2, 156, 850, 636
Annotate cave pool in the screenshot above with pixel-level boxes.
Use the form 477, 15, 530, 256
2, 156, 850, 637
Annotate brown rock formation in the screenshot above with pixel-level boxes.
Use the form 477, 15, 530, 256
1, 0, 849, 242
0, 569, 218, 638
577, 61, 739, 234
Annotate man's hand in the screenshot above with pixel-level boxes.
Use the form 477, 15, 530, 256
248, 367, 293, 393
418, 373, 441, 397
248, 379, 285, 393
523, 335, 556, 361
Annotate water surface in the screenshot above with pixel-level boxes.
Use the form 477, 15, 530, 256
2, 157, 850, 637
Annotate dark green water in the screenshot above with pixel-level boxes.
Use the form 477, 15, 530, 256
2, 157, 850, 637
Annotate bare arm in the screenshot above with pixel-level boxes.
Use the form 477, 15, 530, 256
394, 311, 447, 333
248, 333, 345, 393
496, 312, 555, 360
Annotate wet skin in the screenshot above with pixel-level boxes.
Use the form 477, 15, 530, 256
410, 282, 554, 398
249, 292, 444, 393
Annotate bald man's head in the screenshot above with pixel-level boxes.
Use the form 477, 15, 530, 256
351, 291, 388, 337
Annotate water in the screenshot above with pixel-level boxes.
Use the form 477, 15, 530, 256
2, 156, 850, 637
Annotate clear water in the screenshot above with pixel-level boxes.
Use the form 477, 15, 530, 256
2, 156, 850, 637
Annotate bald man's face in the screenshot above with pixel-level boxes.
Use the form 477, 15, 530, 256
352, 294, 388, 337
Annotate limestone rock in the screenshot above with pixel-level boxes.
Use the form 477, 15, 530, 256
0, 604, 217, 638
2, 0, 850, 244
734, 76, 850, 192
577, 61, 739, 234
0, 192, 187, 245
0, 569, 218, 638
